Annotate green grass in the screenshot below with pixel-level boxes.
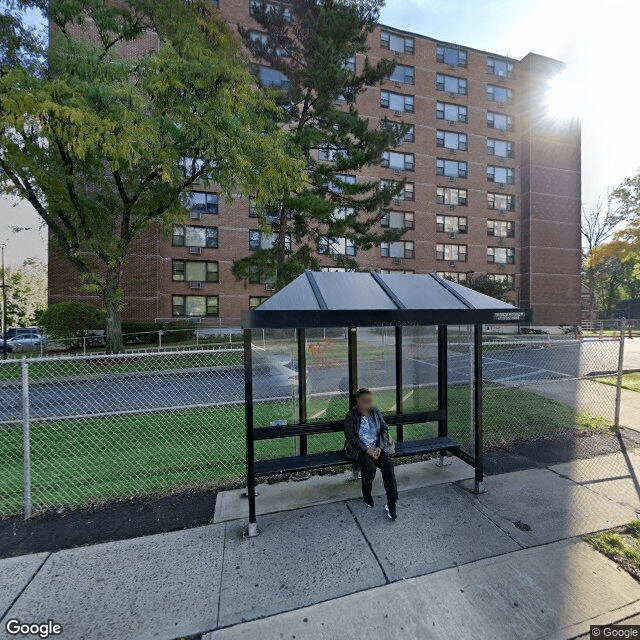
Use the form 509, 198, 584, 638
0, 350, 243, 382
0, 384, 612, 517
598, 372, 640, 393
587, 520, 640, 578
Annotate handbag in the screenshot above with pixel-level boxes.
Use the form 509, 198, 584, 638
381, 432, 395, 455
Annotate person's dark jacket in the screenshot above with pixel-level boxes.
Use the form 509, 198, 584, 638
343, 406, 390, 461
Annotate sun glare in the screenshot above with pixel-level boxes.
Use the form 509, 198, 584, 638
544, 69, 582, 121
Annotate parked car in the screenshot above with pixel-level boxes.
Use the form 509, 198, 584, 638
4, 332, 45, 353
4, 326, 41, 341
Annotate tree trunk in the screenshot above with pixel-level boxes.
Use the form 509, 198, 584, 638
103, 269, 123, 354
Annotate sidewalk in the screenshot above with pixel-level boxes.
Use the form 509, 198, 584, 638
2, 454, 640, 640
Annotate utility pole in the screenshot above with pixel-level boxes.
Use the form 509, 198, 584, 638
1, 244, 6, 360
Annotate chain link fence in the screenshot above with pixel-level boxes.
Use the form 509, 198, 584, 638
0, 324, 633, 519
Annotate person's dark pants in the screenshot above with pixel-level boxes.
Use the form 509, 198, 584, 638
357, 449, 398, 505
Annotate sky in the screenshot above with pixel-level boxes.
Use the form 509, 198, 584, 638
1, 0, 639, 266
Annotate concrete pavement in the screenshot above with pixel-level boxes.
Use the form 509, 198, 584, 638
2, 453, 640, 640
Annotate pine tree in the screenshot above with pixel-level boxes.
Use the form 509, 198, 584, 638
233, 0, 409, 288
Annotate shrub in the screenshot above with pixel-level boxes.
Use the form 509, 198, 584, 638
38, 302, 105, 340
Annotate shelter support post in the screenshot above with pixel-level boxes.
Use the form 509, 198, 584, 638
297, 328, 307, 455
436, 325, 450, 467
395, 326, 403, 443
244, 329, 259, 536
473, 324, 485, 493
347, 327, 358, 408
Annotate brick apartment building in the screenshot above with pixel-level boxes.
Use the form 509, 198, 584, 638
48, 0, 582, 327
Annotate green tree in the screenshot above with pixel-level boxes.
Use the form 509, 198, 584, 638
0, 258, 47, 327
232, 0, 407, 288
0, 0, 302, 352
38, 300, 104, 341
463, 273, 512, 302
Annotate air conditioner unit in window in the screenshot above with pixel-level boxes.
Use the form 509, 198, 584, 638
498, 182, 506, 187
449, 231, 457, 239
448, 176, 457, 181
448, 91, 456, 97
189, 281, 203, 289
448, 148, 456, 154
448, 204, 456, 211
394, 82, 402, 88
393, 169, 402, 175
499, 263, 505, 270
393, 110, 403, 116
189, 211, 202, 220
189, 246, 202, 254
392, 257, 403, 265
264, 282, 274, 291
393, 197, 402, 204
448, 120, 456, 125
449, 260, 457, 268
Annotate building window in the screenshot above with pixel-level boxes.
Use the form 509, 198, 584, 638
380, 179, 414, 202
172, 260, 219, 283
210, 0, 219, 6
436, 130, 468, 151
173, 226, 219, 249
488, 273, 515, 288
487, 193, 515, 211
172, 295, 219, 317
381, 120, 414, 143
321, 267, 356, 273
249, 230, 291, 251
388, 64, 415, 85
436, 215, 467, 234
436, 186, 467, 206
249, 296, 270, 309
327, 173, 356, 194
318, 144, 348, 163
379, 268, 415, 274
436, 243, 467, 262
343, 55, 356, 72
381, 31, 414, 54
487, 84, 513, 104
248, 30, 289, 56
487, 57, 514, 78
436, 158, 467, 178
250, 1, 291, 23
319, 237, 356, 256
436, 46, 467, 67
437, 271, 468, 284
381, 150, 414, 171
333, 206, 356, 220
487, 220, 515, 238
186, 191, 218, 218
253, 64, 290, 89
436, 74, 467, 95
487, 165, 515, 184
381, 241, 415, 259
380, 90, 414, 113
487, 111, 514, 131
487, 138, 514, 158
381, 211, 414, 229
436, 101, 467, 123
487, 247, 515, 264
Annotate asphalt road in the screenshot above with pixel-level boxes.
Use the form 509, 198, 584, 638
0, 339, 621, 423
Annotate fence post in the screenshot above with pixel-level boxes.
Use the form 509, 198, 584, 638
158, 330, 162, 351
614, 318, 626, 429
21, 357, 31, 519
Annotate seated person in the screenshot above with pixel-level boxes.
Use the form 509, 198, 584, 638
343, 388, 398, 520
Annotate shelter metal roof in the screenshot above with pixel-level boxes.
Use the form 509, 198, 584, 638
242, 271, 532, 329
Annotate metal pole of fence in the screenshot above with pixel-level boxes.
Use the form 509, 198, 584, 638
83, 336, 86, 356
158, 330, 162, 351
614, 318, 626, 429
21, 357, 31, 519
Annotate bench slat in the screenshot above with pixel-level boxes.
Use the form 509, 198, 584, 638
253, 409, 445, 441
253, 435, 460, 477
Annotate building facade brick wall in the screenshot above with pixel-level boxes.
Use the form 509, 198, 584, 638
48, 1, 582, 326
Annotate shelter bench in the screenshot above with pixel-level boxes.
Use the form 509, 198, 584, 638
253, 410, 461, 477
